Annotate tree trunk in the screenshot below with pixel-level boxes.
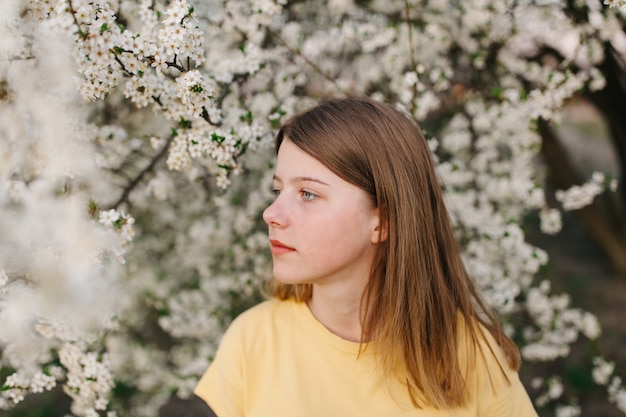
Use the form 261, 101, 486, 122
586, 43, 626, 208
539, 119, 626, 275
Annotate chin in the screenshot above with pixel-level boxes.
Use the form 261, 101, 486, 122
273, 276, 309, 285
272, 270, 312, 286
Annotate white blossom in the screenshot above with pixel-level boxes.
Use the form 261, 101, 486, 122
539, 207, 563, 235
593, 357, 616, 385
99, 209, 121, 228
556, 404, 581, 417
555, 171, 607, 211
604, 0, 626, 9
1, 0, 625, 414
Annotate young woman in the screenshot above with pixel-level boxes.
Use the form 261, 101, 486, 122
195, 97, 538, 416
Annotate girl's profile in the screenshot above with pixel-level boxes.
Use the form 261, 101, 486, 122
194, 97, 538, 416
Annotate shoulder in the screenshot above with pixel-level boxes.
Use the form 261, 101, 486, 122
206, 298, 289, 375
195, 298, 305, 416
229, 298, 279, 323
456, 314, 512, 375
219, 298, 295, 346
227, 298, 292, 328
457, 315, 538, 416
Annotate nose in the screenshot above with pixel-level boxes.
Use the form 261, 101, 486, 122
263, 196, 287, 228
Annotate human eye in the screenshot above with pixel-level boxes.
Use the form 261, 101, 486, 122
300, 190, 318, 201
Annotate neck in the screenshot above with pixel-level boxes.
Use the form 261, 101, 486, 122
307, 279, 370, 343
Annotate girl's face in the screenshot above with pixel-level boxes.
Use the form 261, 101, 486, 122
263, 138, 381, 288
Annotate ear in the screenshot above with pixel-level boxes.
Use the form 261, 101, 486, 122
370, 207, 388, 243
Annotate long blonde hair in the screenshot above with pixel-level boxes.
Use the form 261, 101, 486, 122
266, 97, 520, 409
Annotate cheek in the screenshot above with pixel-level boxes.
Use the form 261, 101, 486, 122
293, 212, 341, 252
313, 211, 372, 248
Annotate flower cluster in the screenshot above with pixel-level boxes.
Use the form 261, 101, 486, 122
592, 356, 626, 413
0, 3, 130, 413
154, 0, 205, 71
522, 281, 601, 361
175, 70, 217, 120
539, 208, 563, 235
556, 404, 581, 417
609, 376, 626, 413
1, 370, 57, 406
604, 0, 626, 9
555, 171, 609, 211
59, 342, 116, 416
97, 208, 135, 264
533, 375, 565, 407
1, 0, 625, 415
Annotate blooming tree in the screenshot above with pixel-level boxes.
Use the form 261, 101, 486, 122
1, 0, 625, 416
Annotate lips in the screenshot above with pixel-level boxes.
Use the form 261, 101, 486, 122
269, 239, 296, 255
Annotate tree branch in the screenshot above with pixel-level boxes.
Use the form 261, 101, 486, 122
585, 42, 626, 205
110, 135, 175, 209
403, 0, 418, 114
270, 31, 350, 97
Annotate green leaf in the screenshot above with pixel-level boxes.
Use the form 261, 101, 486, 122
178, 118, 192, 129
239, 111, 253, 123
211, 133, 225, 143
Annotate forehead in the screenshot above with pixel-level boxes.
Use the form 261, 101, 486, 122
274, 139, 332, 178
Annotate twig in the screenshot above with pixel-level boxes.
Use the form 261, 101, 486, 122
271, 31, 350, 97
403, 0, 418, 114
67, 0, 83, 35
110, 135, 175, 209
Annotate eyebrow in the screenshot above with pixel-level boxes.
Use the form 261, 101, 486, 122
273, 175, 330, 187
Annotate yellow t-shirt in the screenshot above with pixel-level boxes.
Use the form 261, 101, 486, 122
195, 298, 538, 417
